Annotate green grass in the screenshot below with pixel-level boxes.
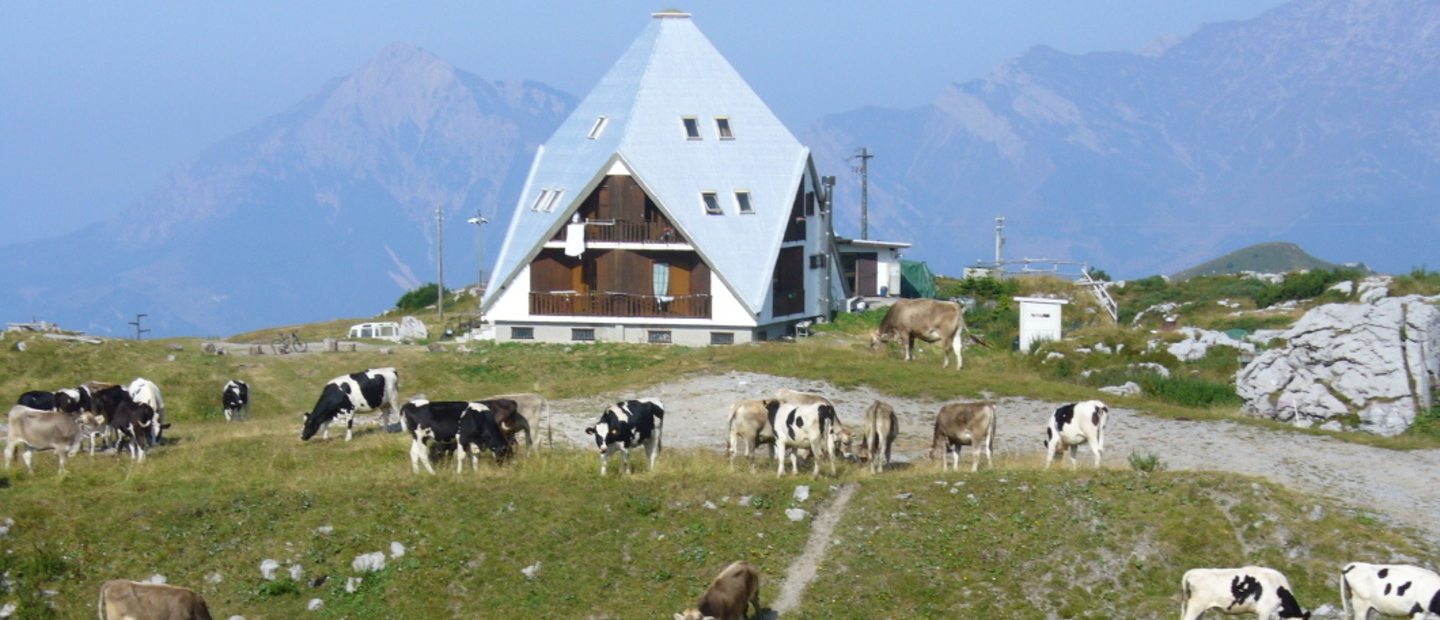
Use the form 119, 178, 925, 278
3, 324, 1440, 617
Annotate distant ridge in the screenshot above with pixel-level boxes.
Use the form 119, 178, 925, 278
1171, 242, 1361, 281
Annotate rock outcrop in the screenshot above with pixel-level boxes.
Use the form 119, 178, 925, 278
1236, 296, 1440, 435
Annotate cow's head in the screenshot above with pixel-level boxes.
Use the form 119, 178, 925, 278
832, 426, 855, 460
299, 411, 324, 441
584, 422, 614, 454
674, 611, 711, 620
868, 329, 897, 351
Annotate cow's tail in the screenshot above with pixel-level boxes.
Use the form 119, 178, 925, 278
727, 402, 741, 456
542, 398, 553, 451
96, 583, 107, 620
1340, 565, 1352, 619
1179, 572, 1190, 620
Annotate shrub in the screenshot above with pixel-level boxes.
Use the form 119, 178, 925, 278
1134, 373, 1242, 408
396, 283, 445, 311
1253, 268, 1363, 308
1128, 452, 1168, 473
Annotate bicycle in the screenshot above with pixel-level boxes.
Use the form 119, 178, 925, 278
272, 330, 308, 355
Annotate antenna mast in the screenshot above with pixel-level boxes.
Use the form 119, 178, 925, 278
436, 204, 445, 322
853, 147, 873, 240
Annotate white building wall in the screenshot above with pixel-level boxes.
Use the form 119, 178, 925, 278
1016, 297, 1069, 352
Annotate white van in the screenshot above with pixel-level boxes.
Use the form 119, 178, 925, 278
347, 321, 401, 342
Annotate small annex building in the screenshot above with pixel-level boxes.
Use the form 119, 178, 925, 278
835, 238, 910, 299
480, 10, 847, 345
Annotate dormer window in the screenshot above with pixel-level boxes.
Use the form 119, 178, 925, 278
531, 188, 564, 212
735, 191, 753, 214
587, 116, 609, 139
701, 191, 722, 214
715, 117, 734, 140
682, 117, 701, 140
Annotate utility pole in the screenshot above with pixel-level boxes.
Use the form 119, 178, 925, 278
994, 216, 1006, 264
436, 204, 445, 323
820, 175, 837, 317
129, 313, 150, 340
852, 147, 873, 240
466, 212, 489, 296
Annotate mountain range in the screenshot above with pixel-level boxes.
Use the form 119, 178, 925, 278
3, 0, 1435, 337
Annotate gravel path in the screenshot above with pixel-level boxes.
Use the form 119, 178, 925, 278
549, 371, 1440, 541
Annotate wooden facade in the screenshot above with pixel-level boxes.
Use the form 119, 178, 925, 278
772, 245, 805, 317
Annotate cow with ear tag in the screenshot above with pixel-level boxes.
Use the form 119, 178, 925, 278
584, 399, 664, 475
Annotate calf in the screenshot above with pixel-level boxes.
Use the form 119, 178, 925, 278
1181, 566, 1311, 620
775, 401, 844, 477
1341, 562, 1440, 620
860, 400, 899, 473
585, 399, 664, 475
222, 380, 250, 422
300, 367, 400, 441
674, 560, 761, 620
1044, 400, 1109, 469
4, 405, 91, 474
869, 298, 966, 369
127, 377, 167, 444
107, 400, 157, 462
98, 579, 213, 620
401, 399, 515, 474
482, 392, 548, 454
727, 398, 778, 472
930, 401, 996, 472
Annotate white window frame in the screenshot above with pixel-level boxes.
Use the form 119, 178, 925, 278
530, 189, 552, 212
701, 191, 722, 215
587, 116, 609, 139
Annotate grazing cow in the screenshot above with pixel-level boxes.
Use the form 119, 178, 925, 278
860, 400, 899, 473
4, 405, 92, 474
300, 367, 400, 441
1044, 400, 1109, 469
98, 579, 213, 620
774, 388, 854, 458
483, 392, 549, 454
17, 390, 56, 411
1340, 562, 1440, 620
1181, 567, 1311, 620
400, 399, 515, 474
585, 399, 665, 475
727, 398, 778, 472
929, 401, 996, 472
775, 401, 844, 477
107, 400, 157, 462
222, 380, 249, 422
16, 388, 87, 414
869, 298, 966, 369
128, 377, 167, 444
675, 560, 761, 620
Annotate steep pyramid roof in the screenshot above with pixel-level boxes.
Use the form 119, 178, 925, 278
484, 10, 812, 316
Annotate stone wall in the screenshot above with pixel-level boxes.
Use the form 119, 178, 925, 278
1235, 295, 1440, 435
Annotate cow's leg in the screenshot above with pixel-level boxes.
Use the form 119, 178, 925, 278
56, 448, 67, 474
224, 408, 233, 422
1092, 440, 1103, 468
2, 439, 17, 472
599, 451, 609, 476
950, 326, 964, 370
1068, 445, 1080, 469
904, 335, 916, 361
409, 440, 430, 474
645, 439, 658, 472
777, 446, 786, 477
1043, 439, 1057, 469
21, 449, 35, 474
621, 446, 633, 475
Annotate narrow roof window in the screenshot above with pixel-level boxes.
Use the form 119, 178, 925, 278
542, 189, 565, 212
735, 191, 754, 214
715, 117, 734, 140
701, 191, 722, 215
587, 116, 609, 139
530, 189, 553, 212
682, 117, 701, 140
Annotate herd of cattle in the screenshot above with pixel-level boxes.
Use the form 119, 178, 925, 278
7, 361, 1440, 619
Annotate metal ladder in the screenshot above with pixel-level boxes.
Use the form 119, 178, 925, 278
1079, 269, 1119, 323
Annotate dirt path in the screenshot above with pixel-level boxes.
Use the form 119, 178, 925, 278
548, 371, 1440, 541
768, 483, 859, 616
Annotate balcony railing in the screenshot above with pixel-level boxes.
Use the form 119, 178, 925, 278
530, 291, 710, 318
550, 220, 685, 244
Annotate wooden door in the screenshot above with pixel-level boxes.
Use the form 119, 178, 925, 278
856, 252, 878, 296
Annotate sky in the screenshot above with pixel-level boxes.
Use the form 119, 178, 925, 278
0, 0, 1292, 248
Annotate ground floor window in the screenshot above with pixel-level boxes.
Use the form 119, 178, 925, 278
647, 330, 672, 344
710, 332, 734, 345
511, 326, 534, 340
572, 328, 596, 342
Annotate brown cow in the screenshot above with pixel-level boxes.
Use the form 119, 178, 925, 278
930, 401, 996, 471
727, 398, 778, 472
4, 405, 92, 474
674, 560, 761, 620
483, 392, 549, 454
859, 400, 899, 473
98, 580, 213, 620
869, 299, 966, 369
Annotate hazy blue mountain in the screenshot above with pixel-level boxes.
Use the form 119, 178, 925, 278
0, 43, 573, 337
805, 0, 1440, 278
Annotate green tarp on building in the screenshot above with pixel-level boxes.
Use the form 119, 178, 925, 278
900, 260, 939, 299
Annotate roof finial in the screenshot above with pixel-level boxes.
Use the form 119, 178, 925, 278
652, 8, 691, 18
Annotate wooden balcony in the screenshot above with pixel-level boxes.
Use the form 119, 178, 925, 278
530, 291, 710, 318
550, 220, 685, 244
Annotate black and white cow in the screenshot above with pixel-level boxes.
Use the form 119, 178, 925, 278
1044, 400, 1109, 469
1341, 562, 1440, 620
774, 400, 845, 478
222, 380, 249, 422
400, 399, 516, 474
585, 399, 664, 475
17, 390, 57, 411
127, 377, 166, 444
300, 368, 400, 442
1181, 566, 1311, 620
107, 400, 157, 462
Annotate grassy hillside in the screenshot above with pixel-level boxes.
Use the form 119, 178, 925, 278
1171, 241, 1353, 281
2, 318, 1438, 618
